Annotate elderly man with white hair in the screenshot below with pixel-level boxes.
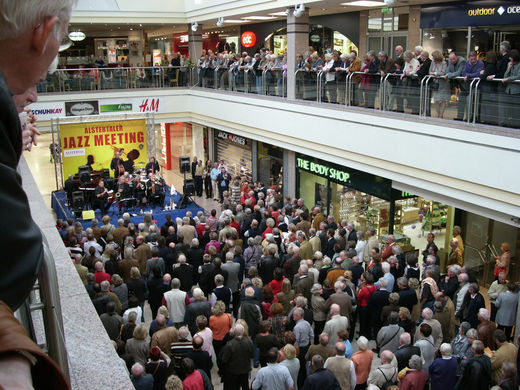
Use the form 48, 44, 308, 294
414, 307, 443, 350
323, 303, 349, 347
367, 350, 398, 388
325, 279, 353, 318
376, 262, 395, 292
184, 287, 211, 335
130, 362, 154, 389
0, 0, 76, 383
477, 307, 497, 349
162, 277, 188, 327
429, 343, 458, 390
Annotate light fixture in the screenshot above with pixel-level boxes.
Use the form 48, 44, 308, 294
216, 17, 224, 27
242, 15, 276, 20
341, 1, 384, 6
68, 31, 86, 41
225, 19, 250, 23
191, 22, 198, 32
269, 10, 290, 16
384, 0, 396, 5
294, 4, 305, 17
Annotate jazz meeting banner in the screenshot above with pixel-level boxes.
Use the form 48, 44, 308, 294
59, 118, 148, 178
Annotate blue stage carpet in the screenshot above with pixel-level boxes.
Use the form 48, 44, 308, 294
51, 188, 204, 229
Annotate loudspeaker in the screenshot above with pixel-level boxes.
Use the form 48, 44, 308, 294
71, 191, 85, 211
101, 168, 110, 179
79, 172, 91, 185
81, 210, 95, 220
104, 177, 115, 191
179, 156, 191, 174
183, 179, 195, 196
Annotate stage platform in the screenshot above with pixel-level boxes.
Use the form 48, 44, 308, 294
51, 187, 204, 230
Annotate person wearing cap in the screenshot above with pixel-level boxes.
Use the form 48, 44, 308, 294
145, 346, 170, 390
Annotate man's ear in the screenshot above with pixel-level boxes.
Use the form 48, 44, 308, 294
30, 16, 59, 56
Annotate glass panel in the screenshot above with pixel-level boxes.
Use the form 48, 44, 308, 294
368, 37, 382, 52
368, 10, 382, 32
383, 13, 393, 32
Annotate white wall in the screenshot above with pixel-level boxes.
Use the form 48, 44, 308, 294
33, 88, 520, 226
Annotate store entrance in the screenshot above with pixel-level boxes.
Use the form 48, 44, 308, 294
472, 26, 520, 53
368, 33, 408, 54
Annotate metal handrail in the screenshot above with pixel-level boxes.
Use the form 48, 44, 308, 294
472, 78, 482, 124
419, 75, 435, 117
15, 233, 70, 381
317, 70, 324, 102
262, 68, 268, 95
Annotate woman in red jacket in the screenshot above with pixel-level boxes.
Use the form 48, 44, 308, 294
357, 272, 377, 338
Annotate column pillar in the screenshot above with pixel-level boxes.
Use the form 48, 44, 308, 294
188, 25, 203, 61
286, 10, 309, 100
252, 140, 258, 182
283, 149, 296, 198
358, 10, 368, 58
408, 6, 421, 50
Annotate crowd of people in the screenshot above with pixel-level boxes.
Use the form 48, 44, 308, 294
194, 43, 519, 127
60, 175, 520, 390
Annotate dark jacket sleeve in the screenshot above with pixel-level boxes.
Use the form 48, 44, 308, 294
0, 73, 43, 311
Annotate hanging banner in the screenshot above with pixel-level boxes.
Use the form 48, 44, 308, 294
59, 118, 148, 178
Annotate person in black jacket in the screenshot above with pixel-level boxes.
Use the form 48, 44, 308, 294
397, 277, 418, 312
455, 339, 492, 390
394, 332, 421, 372
171, 255, 193, 292
457, 282, 486, 328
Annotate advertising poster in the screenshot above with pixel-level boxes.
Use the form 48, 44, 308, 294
65, 100, 99, 116
60, 119, 148, 178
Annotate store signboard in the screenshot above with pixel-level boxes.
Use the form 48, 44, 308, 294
65, 100, 99, 116
296, 154, 393, 200
421, 0, 520, 28
216, 130, 248, 146
100, 103, 133, 113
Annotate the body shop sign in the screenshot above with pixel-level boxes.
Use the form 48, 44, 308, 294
217, 131, 247, 146
241, 31, 257, 48
297, 157, 351, 184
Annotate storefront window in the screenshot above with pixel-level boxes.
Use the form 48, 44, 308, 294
257, 142, 283, 194
170, 123, 192, 174
214, 130, 252, 181
266, 25, 358, 56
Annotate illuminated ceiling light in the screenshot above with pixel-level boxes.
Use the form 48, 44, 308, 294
224, 19, 250, 23
68, 31, 86, 41
216, 17, 224, 27
191, 22, 198, 32
269, 10, 290, 16
341, 1, 385, 6
294, 4, 305, 17
242, 15, 276, 20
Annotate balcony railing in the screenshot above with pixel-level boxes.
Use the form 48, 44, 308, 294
38, 66, 520, 130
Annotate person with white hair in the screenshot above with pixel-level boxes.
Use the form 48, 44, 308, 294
162, 278, 188, 327
414, 307, 443, 349
367, 350, 397, 388
184, 287, 211, 335
323, 303, 349, 347
0, 0, 75, 384
130, 362, 154, 389
429, 343, 458, 390
399, 354, 427, 389
351, 335, 373, 388
476, 307, 497, 349
220, 323, 255, 389
394, 332, 421, 372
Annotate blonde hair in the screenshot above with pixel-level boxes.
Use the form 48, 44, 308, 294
132, 324, 147, 340
130, 267, 141, 280
284, 343, 297, 359
212, 301, 226, 316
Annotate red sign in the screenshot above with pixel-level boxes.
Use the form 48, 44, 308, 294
241, 31, 257, 48
139, 98, 160, 112
161, 123, 171, 170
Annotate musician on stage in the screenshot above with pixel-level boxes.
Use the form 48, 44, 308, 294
93, 179, 109, 213
145, 156, 160, 175
64, 174, 77, 206
134, 175, 147, 208
116, 173, 135, 214
146, 172, 165, 207
110, 152, 124, 178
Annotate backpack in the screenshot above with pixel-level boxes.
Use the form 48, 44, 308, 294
378, 367, 397, 390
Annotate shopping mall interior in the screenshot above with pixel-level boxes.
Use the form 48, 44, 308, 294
5, 0, 520, 389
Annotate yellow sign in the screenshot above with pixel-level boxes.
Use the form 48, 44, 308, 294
60, 119, 148, 178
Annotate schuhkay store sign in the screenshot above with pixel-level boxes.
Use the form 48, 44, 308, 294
421, 0, 520, 28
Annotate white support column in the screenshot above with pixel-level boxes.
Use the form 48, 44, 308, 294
283, 149, 296, 198
286, 10, 309, 100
